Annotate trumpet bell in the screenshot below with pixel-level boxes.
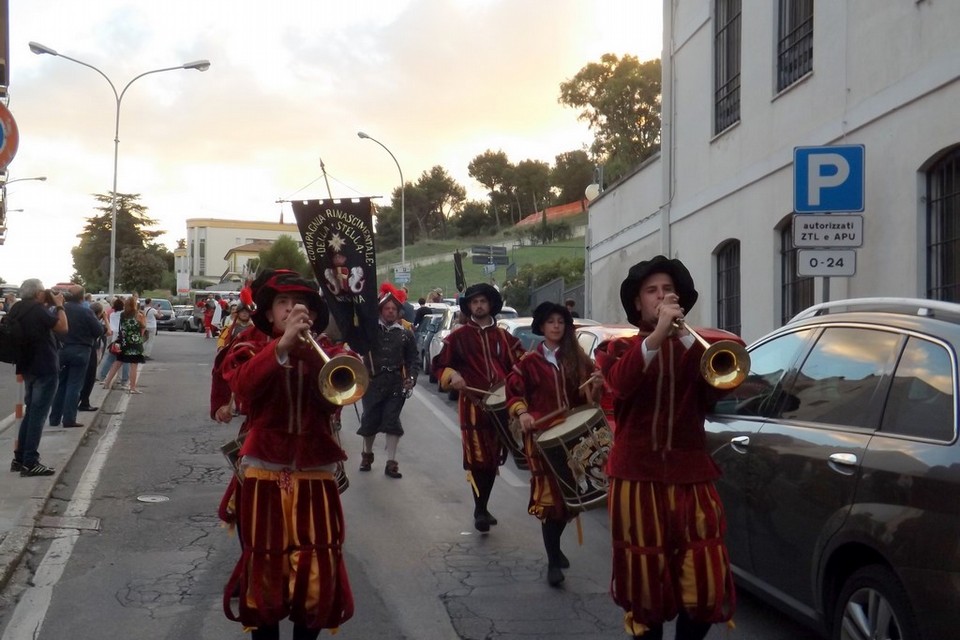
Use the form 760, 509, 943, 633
318, 355, 369, 406
700, 340, 751, 390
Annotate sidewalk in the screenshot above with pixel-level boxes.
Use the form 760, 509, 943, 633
0, 384, 113, 591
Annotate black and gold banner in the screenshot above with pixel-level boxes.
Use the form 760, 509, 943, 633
291, 198, 378, 356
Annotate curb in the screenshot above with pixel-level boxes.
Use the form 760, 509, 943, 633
0, 388, 112, 593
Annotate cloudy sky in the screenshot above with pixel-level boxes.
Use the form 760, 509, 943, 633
0, 0, 661, 289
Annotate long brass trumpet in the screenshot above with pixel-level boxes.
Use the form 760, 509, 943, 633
300, 332, 368, 405
674, 320, 750, 390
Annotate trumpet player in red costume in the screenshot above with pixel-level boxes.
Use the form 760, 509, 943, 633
432, 282, 525, 533
219, 269, 355, 640
595, 256, 740, 640
505, 301, 601, 587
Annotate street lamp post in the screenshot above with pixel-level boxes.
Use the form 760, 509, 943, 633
0, 176, 46, 239
29, 41, 210, 295
357, 131, 405, 265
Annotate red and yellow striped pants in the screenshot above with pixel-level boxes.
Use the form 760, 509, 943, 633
608, 478, 735, 635
224, 468, 354, 631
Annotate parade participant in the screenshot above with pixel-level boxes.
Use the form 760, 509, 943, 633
216, 300, 254, 351
505, 301, 601, 586
595, 256, 738, 640
432, 282, 525, 532
201, 293, 216, 338
220, 269, 354, 639
10, 279, 67, 476
356, 283, 418, 479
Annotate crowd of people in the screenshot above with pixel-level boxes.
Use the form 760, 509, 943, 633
202, 256, 743, 640
6, 282, 172, 476
4, 256, 742, 640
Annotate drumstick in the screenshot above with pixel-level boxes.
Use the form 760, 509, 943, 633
463, 386, 495, 396
532, 405, 568, 428
578, 374, 603, 390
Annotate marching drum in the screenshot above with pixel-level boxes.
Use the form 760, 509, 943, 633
536, 407, 613, 512
483, 383, 529, 470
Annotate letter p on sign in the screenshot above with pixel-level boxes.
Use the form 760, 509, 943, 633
794, 145, 865, 213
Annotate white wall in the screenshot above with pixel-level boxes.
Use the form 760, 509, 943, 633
587, 0, 960, 342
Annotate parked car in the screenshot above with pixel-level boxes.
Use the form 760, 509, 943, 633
427, 306, 463, 382
415, 314, 443, 376
575, 324, 639, 361
172, 305, 200, 332
152, 299, 176, 330
497, 305, 519, 320
499, 316, 601, 352
705, 298, 960, 640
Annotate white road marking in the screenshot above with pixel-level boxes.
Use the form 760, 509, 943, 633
2, 392, 130, 640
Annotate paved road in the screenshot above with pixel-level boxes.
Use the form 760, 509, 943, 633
0, 330, 819, 639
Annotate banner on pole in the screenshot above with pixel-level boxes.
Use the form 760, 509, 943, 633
291, 198, 378, 356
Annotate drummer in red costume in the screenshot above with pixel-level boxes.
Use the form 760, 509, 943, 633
219, 269, 355, 640
432, 283, 525, 533
505, 301, 601, 587
595, 256, 740, 640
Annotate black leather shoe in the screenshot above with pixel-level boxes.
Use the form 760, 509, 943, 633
77, 405, 98, 412
547, 566, 565, 587
62, 422, 85, 429
474, 511, 490, 533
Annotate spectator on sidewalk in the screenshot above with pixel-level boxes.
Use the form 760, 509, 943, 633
142, 298, 159, 358
10, 279, 68, 477
78, 301, 107, 412
98, 297, 129, 387
49, 285, 104, 429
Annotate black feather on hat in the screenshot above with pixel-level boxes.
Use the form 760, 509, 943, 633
250, 269, 329, 335
531, 301, 573, 336
619, 255, 699, 328
458, 283, 503, 317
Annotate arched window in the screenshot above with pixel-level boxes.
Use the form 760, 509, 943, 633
927, 147, 960, 301
716, 240, 741, 334
781, 224, 813, 324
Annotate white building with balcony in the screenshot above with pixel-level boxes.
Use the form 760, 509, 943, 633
587, 0, 960, 342
176, 218, 304, 287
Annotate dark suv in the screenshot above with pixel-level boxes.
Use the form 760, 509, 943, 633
706, 298, 960, 640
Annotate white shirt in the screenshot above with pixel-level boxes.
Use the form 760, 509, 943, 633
145, 306, 158, 330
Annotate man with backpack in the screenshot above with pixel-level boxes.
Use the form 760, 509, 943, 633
7, 278, 68, 476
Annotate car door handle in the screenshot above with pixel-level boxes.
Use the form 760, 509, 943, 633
828, 452, 858, 475
730, 435, 750, 453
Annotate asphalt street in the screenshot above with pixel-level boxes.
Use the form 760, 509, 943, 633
0, 331, 817, 639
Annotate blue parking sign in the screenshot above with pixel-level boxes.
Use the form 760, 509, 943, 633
794, 145, 865, 213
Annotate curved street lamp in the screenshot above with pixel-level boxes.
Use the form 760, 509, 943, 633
29, 41, 210, 295
357, 131, 405, 265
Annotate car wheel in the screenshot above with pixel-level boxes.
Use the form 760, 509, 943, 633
832, 565, 918, 640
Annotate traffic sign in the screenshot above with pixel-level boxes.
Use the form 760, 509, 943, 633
0, 102, 19, 171
793, 214, 863, 248
797, 249, 856, 277
393, 264, 411, 284
794, 145, 864, 213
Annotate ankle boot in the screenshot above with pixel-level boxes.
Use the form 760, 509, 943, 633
359, 451, 374, 472
385, 460, 402, 478
675, 612, 711, 640
542, 520, 566, 586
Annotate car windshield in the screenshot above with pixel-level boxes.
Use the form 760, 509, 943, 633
153, 300, 173, 310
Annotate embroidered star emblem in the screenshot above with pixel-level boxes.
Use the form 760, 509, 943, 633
327, 233, 346, 252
